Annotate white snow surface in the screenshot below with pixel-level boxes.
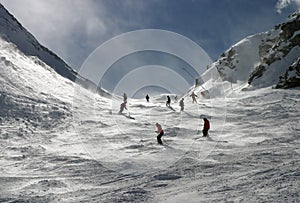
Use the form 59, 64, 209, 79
0, 36, 300, 202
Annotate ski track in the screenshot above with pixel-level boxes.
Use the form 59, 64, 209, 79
1, 85, 299, 202
0, 39, 300, 202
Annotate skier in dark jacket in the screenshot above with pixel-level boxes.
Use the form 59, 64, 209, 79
202, 117, 210, 137
190, 91, 198, 103
146, 94, 150, 102
179, 98, 184, 111
166, 95, 171, 107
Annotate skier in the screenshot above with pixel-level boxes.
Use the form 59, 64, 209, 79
166, 95, 171, 107
202, 117, 210, 137
119, 101, 127, 114
155, 122, 164, 145
174, 95, 178, 102
123, 93, 127, 103
146, 94, 150, 102
179, 98, 184, 111
190, 91, 198, 103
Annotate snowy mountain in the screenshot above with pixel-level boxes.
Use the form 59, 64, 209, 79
0, 4, 101, 91
0, 4, 299, 202
1, 34, 299, 201
213, 11, 300, 88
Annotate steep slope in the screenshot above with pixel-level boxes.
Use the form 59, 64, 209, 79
213, 11, 300, 88
0, 38, 299, 201
0, 4, 299, 202
0, 36, 73, 127
0, 4, 98, 90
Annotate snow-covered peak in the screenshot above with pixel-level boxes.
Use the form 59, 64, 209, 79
212, 11, 300, 89
0, 4, 102, 92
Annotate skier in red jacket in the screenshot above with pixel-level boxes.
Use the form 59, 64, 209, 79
202, 118, 210, 137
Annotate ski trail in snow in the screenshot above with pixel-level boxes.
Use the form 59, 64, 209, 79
0, 36, 299, 201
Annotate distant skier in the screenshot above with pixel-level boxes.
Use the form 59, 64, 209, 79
146, 94, 150, 102
179, 98, 184, 111
155, 122, 164, 145
202, 117, 210, 137
119, 101, 127, 114
174, 95, 178, 102
190, 91, 198, 103
123, 93, 127, 103
166, 95, 171, 107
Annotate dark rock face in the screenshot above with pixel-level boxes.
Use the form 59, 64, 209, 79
250, 12, 300, 86
276, 57, 300, 89
248, 64, 267, 85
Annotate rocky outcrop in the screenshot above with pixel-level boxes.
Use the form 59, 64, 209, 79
276, 57, 300, 88
251, 12, 300, 85
213, 11, 300, 88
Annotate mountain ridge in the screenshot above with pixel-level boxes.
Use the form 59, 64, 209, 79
0, 4, 104, 93
211, 11, 300, 89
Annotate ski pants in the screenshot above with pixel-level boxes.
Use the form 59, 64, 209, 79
202, 128, 209, 137
157, 131, 164, 144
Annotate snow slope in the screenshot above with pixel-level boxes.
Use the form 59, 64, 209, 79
0, 33, 299, 202
214, 11, 300, 88
0, 4, 99, 90
0, 4, 299, 202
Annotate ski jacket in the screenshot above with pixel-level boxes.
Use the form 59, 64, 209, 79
121, 103, 127, 109
204, 119, 210, 129
179, 100, 184, 107
167, 96, 171, 103
156, 124, 163, 133
123, 93, 127, 102
190, 92, 197, 97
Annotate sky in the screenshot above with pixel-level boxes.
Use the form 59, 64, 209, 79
1, 0, 299, 69
0, 0, 299, 95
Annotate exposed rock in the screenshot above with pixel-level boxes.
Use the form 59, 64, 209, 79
213, 10, 300, 88
248, 64, 267, 84
276, 57, 300, 88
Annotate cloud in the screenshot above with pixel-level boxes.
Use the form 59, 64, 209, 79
276, 0, 300, 13
1, 0, 176, 72
0, 0, 111, 69
0, 0, 154, 69
1, 0, 295, 75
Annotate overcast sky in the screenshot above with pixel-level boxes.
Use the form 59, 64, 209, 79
1, 0, 299, 71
